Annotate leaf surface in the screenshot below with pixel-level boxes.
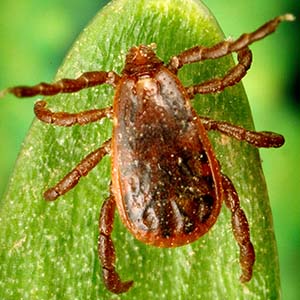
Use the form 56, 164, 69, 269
0, 0, 280, 299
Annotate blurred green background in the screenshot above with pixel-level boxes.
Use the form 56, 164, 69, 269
0, 0, 298, 299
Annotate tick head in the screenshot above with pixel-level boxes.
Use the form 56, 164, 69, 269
123, 44, 163, 76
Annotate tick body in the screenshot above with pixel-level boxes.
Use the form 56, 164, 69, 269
113, 56, 222, 247
2, 14, 294, 294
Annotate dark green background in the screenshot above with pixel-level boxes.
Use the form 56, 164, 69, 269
0, 0, 298, 299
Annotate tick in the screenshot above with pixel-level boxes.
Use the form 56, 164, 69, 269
1, 14, 294, 294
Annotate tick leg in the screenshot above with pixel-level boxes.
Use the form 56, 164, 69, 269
44, 139, 111, 201
222, 174, 255, 283
98, 193, 134, 294
167, 14, 294, 72
34, 101, 112, 126
200, 117, 284, 148
5, 71, 120, 98
186, 47, 252, 97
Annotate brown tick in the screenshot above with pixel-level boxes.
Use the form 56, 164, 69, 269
1, 14, 294, 294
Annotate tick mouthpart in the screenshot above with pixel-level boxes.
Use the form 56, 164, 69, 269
131, 45, 153, 65
122, 45, 163, 76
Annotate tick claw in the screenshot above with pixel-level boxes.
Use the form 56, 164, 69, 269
102, 268, 134, 294
280, 13, 296, 22
0, 88, 8, 99
44, 188, 59, 201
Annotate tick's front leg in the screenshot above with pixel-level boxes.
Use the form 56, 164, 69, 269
167, 14, 294, 71
3, 71, 120, 98
222, 174, 255, 282
98, 193, 134, 294
200, 116, 284, 148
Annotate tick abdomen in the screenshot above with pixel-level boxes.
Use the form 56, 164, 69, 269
112, 68, 221, 247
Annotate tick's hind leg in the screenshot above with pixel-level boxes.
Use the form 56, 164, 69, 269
222, 174, 255, 282
44, 139, 111, 201
98, 193, 134, 294
201, 117, 285, 148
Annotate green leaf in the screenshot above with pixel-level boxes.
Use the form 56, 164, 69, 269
0, 0, 280, 299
